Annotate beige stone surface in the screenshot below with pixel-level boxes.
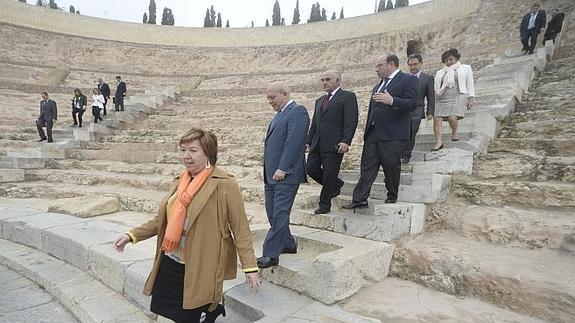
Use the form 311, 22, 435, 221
48, 196, 121, 217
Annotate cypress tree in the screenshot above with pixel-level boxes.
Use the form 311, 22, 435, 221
210, 5, 216, 27
386, 0, 394, 10
161, 8, 174, 25
265, 19, 270, 27
143, 12, 148, 23
18, 0, 27, 3
48, 0, 57, 9
378, 0, 385, 12
321, 8, 327, 21
331, 12, 336, 20
292, 0, 300, 25
203, 9, 212, 27
340, 7, 344, 19
148, 0, 156, 24
272, 0, 281, 26
36, 0, 44, 6
216, 13, 222, 27
225, 20, 230, 28
69, 5, 75, 13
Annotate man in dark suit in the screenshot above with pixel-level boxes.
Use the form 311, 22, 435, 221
342, 54, 418, 208
543, 8, 565, 44
520, 3, 546, 55
401, 54, 435, 164
258, 82, 310, 268
97, 78, 111, 116
114, 76, 127, 111
306, 70, 358, 214
36, 92, 58, 143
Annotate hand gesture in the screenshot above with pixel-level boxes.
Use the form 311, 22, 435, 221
337, 143, 350, 154
273, 169, 286, 181
372, 90, 393, 105
114, 234, 131, 252
245, 272, 260, 291
466, 97, 475, 110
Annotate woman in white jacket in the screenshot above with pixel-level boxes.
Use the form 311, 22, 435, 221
91, 88, 105, 123
432, 48, 475, 151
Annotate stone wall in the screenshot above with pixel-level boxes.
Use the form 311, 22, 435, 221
0, 0, 479, 47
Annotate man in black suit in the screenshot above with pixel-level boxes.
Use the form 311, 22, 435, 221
306, 70, 359, 214
343, 54, 418, 208
114, 76, 126, 111
520, 3, 546, 55
543, 8, 565, 44
36, 92, 58, 143
97, 78, 111, 116
401, 54, 435, 164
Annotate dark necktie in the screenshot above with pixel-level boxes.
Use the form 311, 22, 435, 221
321, 93, 332, 113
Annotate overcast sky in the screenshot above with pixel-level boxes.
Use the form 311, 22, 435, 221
31, 0, 431, 28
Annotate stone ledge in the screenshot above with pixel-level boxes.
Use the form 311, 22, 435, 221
0, 239, 154, 323
0, 169, 25, 182
253, 224, 394, 304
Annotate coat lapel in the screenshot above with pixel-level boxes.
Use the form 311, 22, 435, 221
322, 90, 343, 115
266, 101, 295, 140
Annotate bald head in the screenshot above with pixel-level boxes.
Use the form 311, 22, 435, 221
266, 82, 291, 112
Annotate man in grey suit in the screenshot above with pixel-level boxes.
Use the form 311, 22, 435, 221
258, 82, 310, 268
402, 54, 435, 164
36, 92, 58, 143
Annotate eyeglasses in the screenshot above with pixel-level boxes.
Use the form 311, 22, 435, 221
321, 78, 332, 82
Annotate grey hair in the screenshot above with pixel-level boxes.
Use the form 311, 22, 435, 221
267, 81, 291, 95
324, 70, 342, 82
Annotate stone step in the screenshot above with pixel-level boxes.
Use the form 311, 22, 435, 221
412, 132, 472, 143
0, 169, 25, 182
474, 153, 575, 183
68, 147, 177, 163
252, 224, 394, 304
489, 137, 575, 157
451, 177, 575, 208
6, 146, 66, 159
291, 201, 425, 242
0, 209, 381, 322
343, 278, 545, 322
412, 134, 490, 154
433, 202, 575, 253
48, 159, 183, 176
25, 169, 175, 191
224, 279, 379, 322
391, 233, 575, 322
0, 181, 165, 213
0, 239, 154, 323
339, 173, 451, 204
0, 264, 79, 323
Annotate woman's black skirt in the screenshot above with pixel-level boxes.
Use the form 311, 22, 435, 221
151, 255, 209, 323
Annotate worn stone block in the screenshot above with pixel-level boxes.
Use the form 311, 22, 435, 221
0, 169, 25, 182
48, 196, 121, 218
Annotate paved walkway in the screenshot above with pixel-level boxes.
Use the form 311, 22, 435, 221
0, 264, 78, 323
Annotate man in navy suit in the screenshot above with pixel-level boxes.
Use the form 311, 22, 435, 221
343, 54, 418, 208
520, 3, 546, 55
114, 76, 127, 111
306, 70, 358, 214
258, 82, 310, 268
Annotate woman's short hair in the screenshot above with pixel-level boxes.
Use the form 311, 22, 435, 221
441, 48, 461, 63
179, 128, 218, 165
74, 88, 82, 95
93, 88, 101, 95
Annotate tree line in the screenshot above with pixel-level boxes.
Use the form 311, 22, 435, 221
23, 0, 81, 15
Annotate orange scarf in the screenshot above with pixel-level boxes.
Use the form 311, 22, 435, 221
161, 167, 214, 252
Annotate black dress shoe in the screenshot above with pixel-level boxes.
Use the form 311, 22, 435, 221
384, 198, 397, 204
257, 256, 279, 268
35, 137, 47, 142
314, 207, 330, 214
281, 245, 297, 254
341, 201, 368, 209
47, 140, 54, 143
203, 303, 226, 323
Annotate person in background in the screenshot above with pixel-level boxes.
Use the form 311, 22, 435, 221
91, 88, 104, 124
114, 128, 260, 323
114, 75, 127, 111
543, 8, 565, 44
36, 91, 57, 143
97, 78, 111, 116
401, 54, 435, 164
71, 89, 87, 128
432, 48, 475, 151
306, 70, 358, 214
342, 54, 418, 209
520, 3, 546, 55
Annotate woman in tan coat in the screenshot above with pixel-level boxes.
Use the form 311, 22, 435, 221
114, 128, 260, 323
